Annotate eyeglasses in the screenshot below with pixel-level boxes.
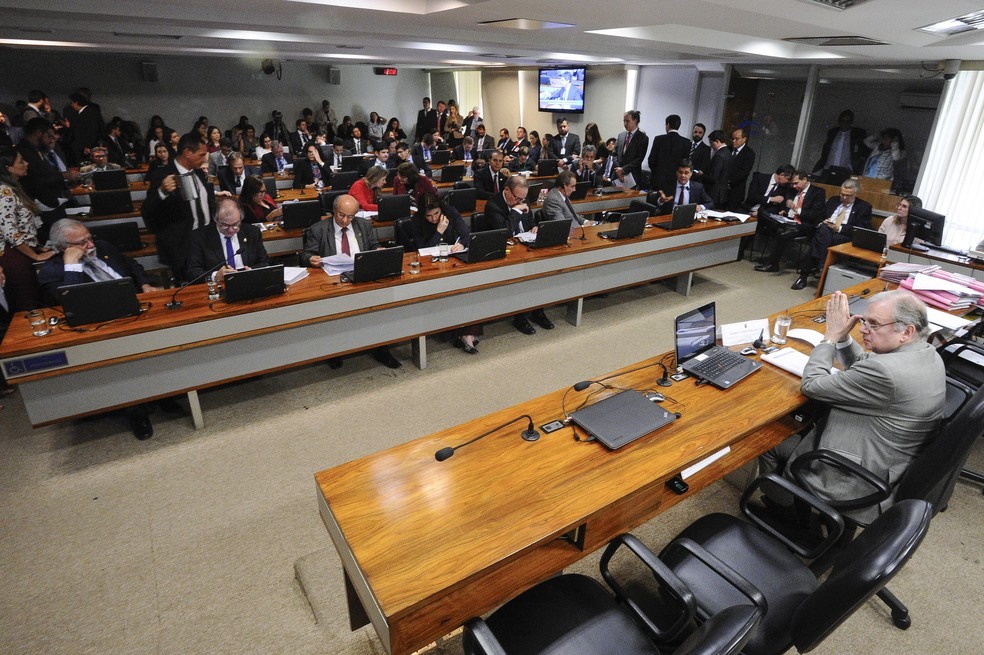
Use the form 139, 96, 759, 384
65, 235, 94, 247
217, 220, 241, 230
859, 317, 901, 331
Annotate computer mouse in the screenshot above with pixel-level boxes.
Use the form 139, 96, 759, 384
646, 392, 666, 402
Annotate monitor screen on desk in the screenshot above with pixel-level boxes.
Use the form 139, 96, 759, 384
903, 207, 945, 249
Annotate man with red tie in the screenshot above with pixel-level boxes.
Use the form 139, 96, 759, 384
614, 110, 648, 189
754, 170, 826, 274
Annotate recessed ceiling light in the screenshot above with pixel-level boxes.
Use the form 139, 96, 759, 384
918, 10, 984, 37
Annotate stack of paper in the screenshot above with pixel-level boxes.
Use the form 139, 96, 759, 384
900, 272, 982, 311
761, 348, 811, 378
705, 210, 751, 224
283, 267, 309, 285
878, 262, 939, 285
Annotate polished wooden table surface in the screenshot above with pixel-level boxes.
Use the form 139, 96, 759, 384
314, 279, 881, 655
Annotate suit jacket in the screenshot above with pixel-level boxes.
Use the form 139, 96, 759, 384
704, 146, 732, 207
744, 172, 791, 213
549, 133, 581, 164
727, 146, 756, 211
292, 161, 333, 189
788, 184, 827, 227
260, 152, 290, 175
289, 131, 313, 156
472, 135, 495, 152
103, 136, 131, 167
185, 223, 270, 282
301, 217, 378, 266
484, 193, 533, 235
452, 145, 476, 162
472, 165, 509, 200
208, 151, 232, 177
614, 129, 649, 180
141, 162, 216, 277
415, 108, 437, 141
819, 196, 873, 238
217, 165, 256, 194
16, 140, 69, 211
68, 104, 104, 161
345, 138, 371, 156
541, 187, 584, 226
410, 145, 435, 176
656, 180, 714, 214
38, 240, 149, 305
814, 126, 870, 174
690, 141, 711, 176
573, 160, 596, 186
790, 339, 945, 522
647, 132, 693, 196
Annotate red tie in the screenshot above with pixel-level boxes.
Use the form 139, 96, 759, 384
624, 131, 632, 155
341, 227, 351, 255
493, 174, 499, 194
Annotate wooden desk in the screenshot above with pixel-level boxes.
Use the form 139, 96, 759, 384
313, 280, 869, 654
1, 218, 753, 428
815, 242, 885, 298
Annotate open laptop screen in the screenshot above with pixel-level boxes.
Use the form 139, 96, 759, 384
674, 302, 717, 365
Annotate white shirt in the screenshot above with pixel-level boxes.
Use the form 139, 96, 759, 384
170, 160, 211, 227
334, 221, 360, 255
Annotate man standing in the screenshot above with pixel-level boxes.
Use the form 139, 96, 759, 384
689, 123, 711, 179
185, 198, 269, 283
703, 130, 732, 208
435, 100, 448, 137
65, 92, 104, 163
813, 109, 869, 175
755, 170, 825, 273
16, 118, 72, 237
759, 289, 944, 522
727, 127, 755, 211
142, 133, 215, 281
462, 106, 482, 137
614, 110, 648, 189
791, 179, 871, 290
550, 118, 581, 167
415, 97, 437, 143
647, 114, 692, 196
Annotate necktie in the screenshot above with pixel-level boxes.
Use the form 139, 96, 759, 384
225, 236, 236, 268
833, 205, 847, 231
341, 226, 351, 255
85, 259, 116, 282
796, 191, 804, 212
354, 141, 360, 155
677, 185, 685, 205
47, 151, 60, 172
565, 197, 579, 223
493, 173, 499, 194
465, 151, 471, 161
277, 157, 284, 172
765, 184, 776, 202
235, 175, 242, 189
623, 131, 632, 155
690, 141, 698, 156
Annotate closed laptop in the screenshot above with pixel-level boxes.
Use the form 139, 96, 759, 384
223, 265, 286, 302
281, 200, 322, 229
57, 278, 141, 327
340, 246, 405, 283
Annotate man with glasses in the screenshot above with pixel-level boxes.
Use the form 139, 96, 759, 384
759, 289, 945, 522
791, 178, 871, 290
186, 198, 269, 283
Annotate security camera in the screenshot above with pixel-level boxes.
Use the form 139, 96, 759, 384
943, 59, 960, 80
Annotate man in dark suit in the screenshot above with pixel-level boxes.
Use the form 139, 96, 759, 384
435, 100, 448, 137
103, 121, 135, 168
549, 118, 580, 166
755, 170, 826, 273
217, 153, 255, 195
345, 126, 372, 156
260, 141, 289, 174
326, 138, 353, 170
411, 134, 437, 171
453, 136, 476, 163
653, 160, 714, 215
16, 118, 72, 238
65, 92, 104, 162
185, 198, 270, 283
727, 127, 755, 211
472, 124, 494, 152
703, 130, 732, 208
614, 110, 648, 189
647, 114, 693, 196
142, 133, 215, 281
792, 179, 872, 290
300, 194, 401, 369
742, 164, 795, 260
288, 118, 312, 155
415, 97, 437, 142
472, 150, 510, 200
573, 145, 597, 185
689, 123, 712, 179
813, 109, 870, 175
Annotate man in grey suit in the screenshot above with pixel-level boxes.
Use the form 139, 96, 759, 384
760, 289, 945, 523
300, 194, 400, 369
542, 170, 595, 228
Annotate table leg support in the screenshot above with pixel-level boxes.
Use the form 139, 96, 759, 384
187, 390, 204, 430
344, 569, 372, 632
412, 336, 427, 370
675, 272, 693, 296
566, 297, 584, 327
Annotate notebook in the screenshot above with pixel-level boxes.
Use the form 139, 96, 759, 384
340, 246, 404, 283
452, 229, 509, 264
223, 265, 286, 302
568, 181, 592, 200
852, 227, 887, 253
523, 218, 570, 249
88, 189, 134, 216
675, 301, 761, 389
281, 200, 323, 229
90, 169, 129, 191
652, 203, 697, 230
569, 390, 678, 450
598, 211, 647, 240
430, 149, 452, 165
378, 194, 412, 222
89, 221, 145, 252
440, 164, 465, 184
57, 278, 141, 327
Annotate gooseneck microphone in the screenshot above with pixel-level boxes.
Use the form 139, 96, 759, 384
166, 248, 242, 309
435, 413, 540, 461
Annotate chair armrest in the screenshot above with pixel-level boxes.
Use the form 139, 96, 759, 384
787, 450, 892, 512
462, 617, 509, 655
740, 472, 845, 559
661, 537, 768, 616
600, 533, 696, 643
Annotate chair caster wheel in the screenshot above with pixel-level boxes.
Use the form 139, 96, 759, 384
892, 613, 911, 630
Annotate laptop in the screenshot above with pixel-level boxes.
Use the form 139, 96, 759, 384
440, 164, 465, 184
525, 183, 544, 205
223, 265, 286, 303
452, 229, 509, 264
319, 189, 347, 215
652, 203, 697, 230
89, 189, 134, 216
852, 227, 887, 253
569, 390, 678, 450
568, 181, 592, 200
57, 278, 141, 327
447, 187, 478, 213
536, 159, 559, 177
378, 194, 412, 222
430, 150, 452, 165
523, 218, 570, 249
90, 169, 129, 191
263, 176, 279, 199
329, 170, 360, 191
281, 200, 323, 229
675, 302, 761, 389
598, 211, 648, 240
340, 246, 405, 283
341, 156, 365, 173
89, 221, 145, 252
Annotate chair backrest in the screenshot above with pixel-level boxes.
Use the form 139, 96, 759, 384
470, 212, 491, 233
939, 339, 984, 389
790, 499, 932, 653
673, 604, 762, 655
393, 217, 415, 251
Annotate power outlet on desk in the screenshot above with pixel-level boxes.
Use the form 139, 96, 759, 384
665, 476, 689, 495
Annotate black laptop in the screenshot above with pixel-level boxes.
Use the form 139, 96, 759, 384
57, 278, 141, 327
319, 189, 347, 215
223, 265, 286, 302
440, 164, 465, 184
329, 170, 360, 191
89, 221, 145, 252
569, 390, 678, 450
341, 156, 365, 173
523, 218, 571, 249
453, 229, 509, 264
447, 187, 478, 213
569, 181, 592, 200
90, 169, 129, 191
852, 227, 888, 253
652, 203, 697, 230
378, 194, 412, 222
536, 159, 559, 177
598, 211, 647, 240
89, 189, 134, 216
430, 150, 452, 165
675, 302, 761, 389
340, 246, 405, 283
281, 200, 323, 229
263, 176, 279, 199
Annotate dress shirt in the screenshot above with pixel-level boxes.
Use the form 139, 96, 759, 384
64, 256, 123, 282
170, 160, 212, 228
826, 131, 851, 170
334, 221, 360, 255
829, 203, 852, 232
675, 183, 690, 206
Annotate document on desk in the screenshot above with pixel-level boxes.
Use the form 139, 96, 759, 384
515, 231, 536, 244
720, 318, 770, 346
322, 254, 354, 276
356, 210, 378, 220
761, 347, 811, 378
926, 307, 973, 331
705, 210, 750, 223
786, 328, 824, 347
283, 266, 309, 285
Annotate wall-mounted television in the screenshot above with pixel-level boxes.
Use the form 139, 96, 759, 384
538, 68, 585, 113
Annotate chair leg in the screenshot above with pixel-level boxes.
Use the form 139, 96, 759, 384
959, 468, 984, 494
877, 587, 912, 630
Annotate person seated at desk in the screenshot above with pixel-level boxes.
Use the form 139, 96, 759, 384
217, 152, 254, 195
791, 178, 872, 291
745, 164, 794, 214
370, 148, 394, 171
384, 117, 407, 143
755, 170, 826, 274
327, 138, 351, 171
207, 138, 235, 177
300, 194, 401, 369
345, 126, 373, 157
473, 150, 510, 200
259, 141, 289, 175
145, 143, 171, 181
186, 198, 269, 283
79, 146, 122, 176
348, 166, 387, 212
526, 131, 543, 165
453, 136, 475, 163
392, 161, 438, 207
472, 124, 495, 152
654, 159, 713, 215
507, 147, 535, 173
572, 145, 597, 185
239, 175, 282, 223
254, 133, 274, 160
412, 134, 437, 169
878, 195, 922, 247
496, 128, 514, 154
293, 142, 332, 190
485, 174, 554, 335
542, 170, 595, 228
759, 289, 944, 523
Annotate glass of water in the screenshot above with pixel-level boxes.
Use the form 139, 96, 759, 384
772, 314, 792, 344
409, 252, 421, 274
27, 310, 51, 337
438, 242, 450, 262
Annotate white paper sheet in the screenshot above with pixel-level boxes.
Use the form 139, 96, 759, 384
720, 319, 770, 347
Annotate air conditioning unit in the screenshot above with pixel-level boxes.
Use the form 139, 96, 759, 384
899, 92, 939, 110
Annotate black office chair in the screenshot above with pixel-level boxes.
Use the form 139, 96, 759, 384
393, 216, 415, 252
661, 473, 932, 655
470, 212, 491, 233
454, 180, 474, 190
463, 533, 764, 655
938, 337, 984, 490
629, 199, 659, 217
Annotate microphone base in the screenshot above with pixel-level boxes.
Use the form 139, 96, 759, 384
656, 378, 672, 387
165, 300, 184, 310
521, 429, 540, 442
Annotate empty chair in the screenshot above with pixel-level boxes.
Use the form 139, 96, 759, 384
470, 212, 491, 233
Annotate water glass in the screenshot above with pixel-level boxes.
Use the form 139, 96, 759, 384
409, 253, 421, 274
772, 314, 792, 345
28, 310, 51, 337
438, 243, 450, 262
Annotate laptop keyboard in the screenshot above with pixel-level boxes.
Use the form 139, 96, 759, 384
688, 349, 746, 379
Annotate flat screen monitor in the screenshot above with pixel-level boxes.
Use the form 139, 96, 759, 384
903, 207, 945, 250
538, 68, 585, 113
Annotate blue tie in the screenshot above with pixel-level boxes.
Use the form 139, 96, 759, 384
225, 236, 235, 268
